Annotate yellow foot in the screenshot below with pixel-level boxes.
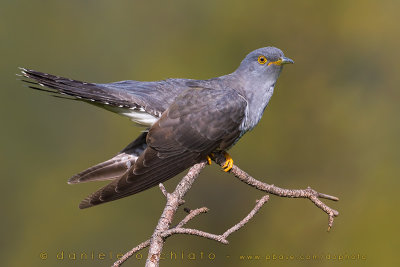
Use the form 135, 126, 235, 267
206, 153, 215, 165
222, 152, 233, 172
206, 155, 212, 165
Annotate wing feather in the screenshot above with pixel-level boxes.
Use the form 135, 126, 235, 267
79, 87, 247, 208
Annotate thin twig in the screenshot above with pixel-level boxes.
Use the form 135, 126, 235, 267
158, 183, 168, 198
163, 195, 270, 245
175, 207, 209, 228
112, 240, 150, 267
162, 228, 229, 244
222, 195, 269, 238
213, 152, 339, 230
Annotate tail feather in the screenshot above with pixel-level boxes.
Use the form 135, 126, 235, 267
19, 68, 163, 126
78, 147, 200, 209
20, 68, 135, 108
68, 132, 148, 184
26, 84, 59, 94
68, 155, 138, 184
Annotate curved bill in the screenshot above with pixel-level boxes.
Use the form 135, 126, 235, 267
280, 56, 294, 65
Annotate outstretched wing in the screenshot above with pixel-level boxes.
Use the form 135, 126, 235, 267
79, 87, 247, 208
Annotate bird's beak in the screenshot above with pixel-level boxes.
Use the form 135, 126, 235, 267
280, 56, 294, 65
268, 56, 294, 66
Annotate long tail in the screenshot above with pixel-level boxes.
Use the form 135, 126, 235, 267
78, 147, 200, 209
19, 68, 134, 108
19, 68, 162, 127
68, 132, 148, 184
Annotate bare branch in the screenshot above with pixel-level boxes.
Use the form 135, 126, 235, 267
166, 195, 269, 244
164, 196, 269, 246
112, 239, 150, 267
222, 195, 269, 238
145, 162, 207, 267
162, 228, 229, 244
162, 195, 270, 245
112, 207, 209, 266
114, 162, 207, 267
213, 152, 339, 230
175, 207, 209, 228
113, 153, 340, 266
158, 183, 168, 198
113, 177, 271, 267
113, 209, 208, 267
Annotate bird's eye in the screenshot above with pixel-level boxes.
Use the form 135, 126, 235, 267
257, 55, 267, 65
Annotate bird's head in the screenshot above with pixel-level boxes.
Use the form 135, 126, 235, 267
235, 47, 293, 85
232, 47, 293, 131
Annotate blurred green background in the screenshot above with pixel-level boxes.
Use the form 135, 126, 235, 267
1, 0, 399, 266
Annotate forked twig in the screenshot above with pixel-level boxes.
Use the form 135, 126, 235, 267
113, 154, 339, 267
113, 194, 269, 267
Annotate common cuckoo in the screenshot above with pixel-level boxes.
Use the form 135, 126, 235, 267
20, 47, 293, 208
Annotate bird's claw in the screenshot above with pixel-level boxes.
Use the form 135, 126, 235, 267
206, 155, 212, 165
206, 153, 216, 165
222, 152, 233, 172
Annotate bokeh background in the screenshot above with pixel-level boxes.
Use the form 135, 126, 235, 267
1, 0, 399, 266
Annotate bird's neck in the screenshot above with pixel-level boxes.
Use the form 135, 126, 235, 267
225, 72, 276, 133
243, 81, 275, 133
209, 71, 277, 133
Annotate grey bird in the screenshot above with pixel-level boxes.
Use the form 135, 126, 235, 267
20, 47, 293, 209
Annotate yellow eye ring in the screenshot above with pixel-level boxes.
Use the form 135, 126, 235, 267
258, 55, 267, 65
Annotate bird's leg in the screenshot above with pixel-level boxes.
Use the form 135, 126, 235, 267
221, 151, 233, 172
207, 152, 233, 172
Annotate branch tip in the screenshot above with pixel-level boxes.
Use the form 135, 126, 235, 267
158, 183, 168, 198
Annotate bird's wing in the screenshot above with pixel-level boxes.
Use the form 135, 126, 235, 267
79, 87, 247, 208
20, 68, 192, 124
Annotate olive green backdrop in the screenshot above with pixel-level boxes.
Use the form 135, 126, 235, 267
1, 0, 399, 266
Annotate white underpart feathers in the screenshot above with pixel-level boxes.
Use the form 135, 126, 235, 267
106, 106, 159, 127
124, 110, 158, 126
